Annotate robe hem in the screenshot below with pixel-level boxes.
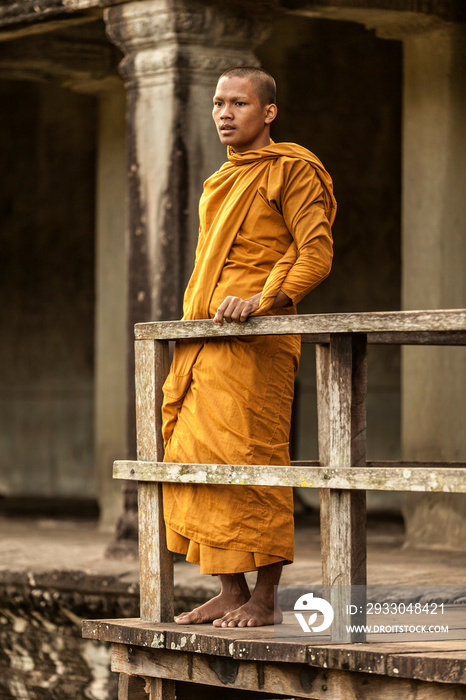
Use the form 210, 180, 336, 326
167, 525, 293, 575
165, 520, 293, 559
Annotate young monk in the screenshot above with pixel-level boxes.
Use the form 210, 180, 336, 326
161, 66, 336, 628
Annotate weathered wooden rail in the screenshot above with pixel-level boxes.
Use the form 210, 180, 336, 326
83, 309, 466, 700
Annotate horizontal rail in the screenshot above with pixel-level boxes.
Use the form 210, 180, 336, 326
113, 460, 466, 493
301, 331, 466, 345
134, 309, 466, 341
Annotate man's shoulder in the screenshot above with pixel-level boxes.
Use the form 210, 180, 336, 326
266, 141, 314, 158
266, 142, 325, 171
266, 144, 321, 187
265, 143, 336, 222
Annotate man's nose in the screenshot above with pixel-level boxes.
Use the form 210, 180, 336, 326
220, 104, 233, 119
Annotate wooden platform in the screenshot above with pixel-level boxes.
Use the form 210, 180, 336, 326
83, 617, 466, 698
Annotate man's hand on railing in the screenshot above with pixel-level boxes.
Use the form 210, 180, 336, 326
213, 293, 261, 325
213, 290, 292, 326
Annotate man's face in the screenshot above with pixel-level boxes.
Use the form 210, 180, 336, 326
212, 76, 275, 153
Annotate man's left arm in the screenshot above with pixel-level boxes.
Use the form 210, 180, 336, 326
213, 159, 334, 326
278, 160, 334, 307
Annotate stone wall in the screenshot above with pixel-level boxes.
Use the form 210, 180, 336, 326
0, 80, 97, 500
0, 570, 138, 699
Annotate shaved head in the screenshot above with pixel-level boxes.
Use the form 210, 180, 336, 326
218, 66, 276, 107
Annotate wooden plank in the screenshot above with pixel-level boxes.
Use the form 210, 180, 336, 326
294, 460, 466, 469
307, 645, 387, 676
315, 342, 330, 476
111, 643, 466, 699
307, 644, 466, 684
315, 340, 333, 641
230, 637, 308, 664
271, 331, 466, 346
83, 618, 281, 658
118, 673, 147, 700
146, 678, 176, 700
301, 333, 330, 344
83, 618, 305, 661
135, 339, 168, 464
135, 339, 174, 623
368, 330, 466, 345
112, 461, 466, 493
163, 625, 254, 658
317, 336, 367, 643
134, 309, 466, 341
113, 650, 176, 700
386, 650, 466, 684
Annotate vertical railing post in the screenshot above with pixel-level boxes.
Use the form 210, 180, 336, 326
316, 333, 367, 642
135, 339, 174, 623
118, 673, 147, 699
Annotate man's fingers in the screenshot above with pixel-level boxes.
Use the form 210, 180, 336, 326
214, 296, 234, 325
223, 298, 236, 323
213, 306, 225, 325
214, 296, 252, 324
229, 304, 244, 323
228, 298, 251, 323
239, 305, 252, 322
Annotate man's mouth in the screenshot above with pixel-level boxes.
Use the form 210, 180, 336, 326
220, 124, 235, 131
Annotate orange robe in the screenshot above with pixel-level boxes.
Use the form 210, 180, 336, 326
162, 142, 336, 575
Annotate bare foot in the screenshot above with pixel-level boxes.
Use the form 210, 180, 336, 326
213, 562, 284, 628
175, 574, 250, 625
213, 598, 283, 628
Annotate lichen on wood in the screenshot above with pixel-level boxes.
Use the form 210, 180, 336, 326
113, 460, 466, 494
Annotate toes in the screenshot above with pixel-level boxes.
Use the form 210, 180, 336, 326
175, 615, 192, 624
175, 612, 190, 621
175, 611, 202, 624
211, 605, 269, 628
219, 618, 234, 628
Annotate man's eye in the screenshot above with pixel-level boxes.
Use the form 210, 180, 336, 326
236, 102, 245, 106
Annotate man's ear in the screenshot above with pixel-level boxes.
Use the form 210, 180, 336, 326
265, 103, 278, 124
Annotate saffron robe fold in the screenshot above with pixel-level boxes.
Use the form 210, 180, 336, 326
162, 142, 336, 574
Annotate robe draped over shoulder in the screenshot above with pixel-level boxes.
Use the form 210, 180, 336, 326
162, 142, 335, 574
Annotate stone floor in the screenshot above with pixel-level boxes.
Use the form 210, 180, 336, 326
0, 513, 465, 699
1, 512, 465, 597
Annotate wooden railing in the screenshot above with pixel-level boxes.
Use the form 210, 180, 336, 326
114, 309, 466, 642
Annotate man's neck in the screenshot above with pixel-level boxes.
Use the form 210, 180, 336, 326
231, 135, 271, 154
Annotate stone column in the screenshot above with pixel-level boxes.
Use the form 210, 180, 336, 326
401, 26, 466, 548
94, 86, 128, 529
104, 0, 275, 554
